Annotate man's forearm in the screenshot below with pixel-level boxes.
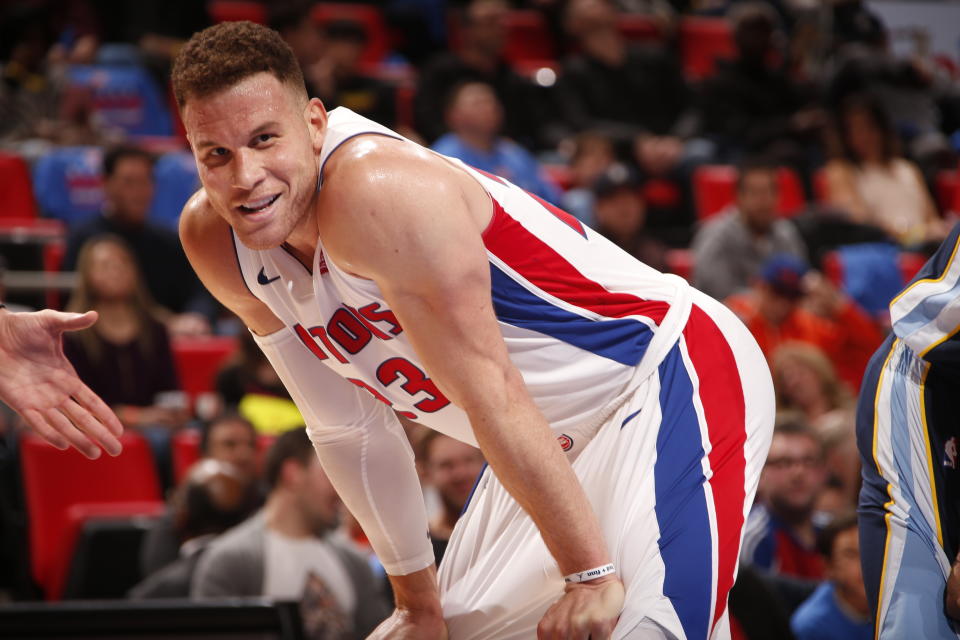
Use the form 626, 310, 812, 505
467, 369, 611, 577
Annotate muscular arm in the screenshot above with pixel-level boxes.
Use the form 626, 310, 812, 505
178, 192, 436, 579
320, 140, 613, 582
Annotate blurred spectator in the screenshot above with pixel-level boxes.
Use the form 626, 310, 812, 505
312, 20, 397, 129
698, 3, 824, 178
202, 412, 259, 480
823, 93, 946, 247
816, 409, 860, 516
415, 0, 547, 149
741, 417, 827, 581
0, 5, 60, 142
268, 1, 329, 101
560, 131, 617, 225
591, 163, 667, 271
63, 234, 187, 486
216, 330, 302, 435
130, 458, 261, 599
557, 0, 696, 174
141, 413, 261, 577
418, 431, 485, 564
771, 343, 853, 432
725, 254, 883, 390
825, 6, 955, 178
728, 564, 797, 640
790, 512, 871, 640
692, 160, 808, 301
62, 146, 213, 336
192, 428, 389, 639
432, 81, 561, 203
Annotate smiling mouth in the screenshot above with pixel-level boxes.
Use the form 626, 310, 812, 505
238, 194, 280, 214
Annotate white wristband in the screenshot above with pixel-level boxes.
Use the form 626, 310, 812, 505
563, 563, 616, 584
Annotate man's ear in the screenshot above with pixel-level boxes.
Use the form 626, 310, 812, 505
305, 97, 328, 154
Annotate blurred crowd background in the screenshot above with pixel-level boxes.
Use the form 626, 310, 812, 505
1, 0, 959, 638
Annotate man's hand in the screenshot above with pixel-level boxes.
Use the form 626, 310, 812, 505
366, 608, 448, 640
0, 308, 123, 459
370, 566, 447, 640
537, 575, 624, 640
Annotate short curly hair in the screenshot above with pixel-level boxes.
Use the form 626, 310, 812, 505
171, 21, 307, 110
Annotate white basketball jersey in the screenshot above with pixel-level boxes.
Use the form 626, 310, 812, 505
232, 108, 693, 446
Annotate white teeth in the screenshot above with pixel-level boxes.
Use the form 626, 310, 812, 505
240, 194, 279, 211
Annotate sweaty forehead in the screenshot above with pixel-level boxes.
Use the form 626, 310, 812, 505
184, 73, 300, 141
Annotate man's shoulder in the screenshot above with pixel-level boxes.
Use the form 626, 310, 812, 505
693, 211, 744, 247
790, 583, 840, 636
178, 190, 237, 268
323, 134, 456, 205
66, 212, 109, 240
202, 512, 266, 560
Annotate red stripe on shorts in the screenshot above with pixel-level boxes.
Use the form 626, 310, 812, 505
683, 304, 747, 631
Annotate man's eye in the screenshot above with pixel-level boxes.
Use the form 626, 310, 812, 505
256, 133, 274, 143
211, 147, 228, 157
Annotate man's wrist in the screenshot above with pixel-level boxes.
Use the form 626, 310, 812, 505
388, 565, 443, 616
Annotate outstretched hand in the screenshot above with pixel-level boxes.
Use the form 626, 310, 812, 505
538, 575, 624, 640
0, 308, 123, 458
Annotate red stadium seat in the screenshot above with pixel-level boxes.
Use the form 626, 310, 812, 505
954, 164, 960, 215
207, 0, 266, 24
501, 10, 556, 66
618, 15, 662, 44
936, 169, 957, 214
666, 249, 694, 282
256, 433, 277, 471
543, 164, 574, 192
0, 152, 39, 219
172, 429, 202, 486
899, 251, 928, 283
171, 337, 238, 405
312, 3, 390, 67
679, 17, 735, 80
693, 165, 807, 220
812, 167, 829, 203
21, 432, 162, 600
693, 165, 737, 220
447, 9, 556, 68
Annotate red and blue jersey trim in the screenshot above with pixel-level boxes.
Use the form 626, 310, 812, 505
482, 196, 670, 366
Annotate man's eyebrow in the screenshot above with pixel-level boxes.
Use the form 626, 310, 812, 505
248, 122, 282, 140
194, 122, 282, 151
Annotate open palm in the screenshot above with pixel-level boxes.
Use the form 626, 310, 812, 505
0, 309, 123, 458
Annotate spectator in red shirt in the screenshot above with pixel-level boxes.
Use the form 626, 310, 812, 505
725, 254, 883, 390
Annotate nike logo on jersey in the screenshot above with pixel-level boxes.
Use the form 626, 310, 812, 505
257, 268, 281, 285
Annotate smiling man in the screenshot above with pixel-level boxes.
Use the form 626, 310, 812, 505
129, 21, 774, 640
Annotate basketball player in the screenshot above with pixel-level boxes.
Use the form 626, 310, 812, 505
858, 223, 960, 639
172, 22, 770, 639
0, 306, 123, 458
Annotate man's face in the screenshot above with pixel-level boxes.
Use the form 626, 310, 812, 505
595, 188, 646, 238
756, 283, 797, 327
736, 170, 778, 234
760, 433, 826, 519
447, 83, 502, 139
283, 18, 324, 67
182, 73, 325, 251
294, 456, 342, 536
105, 156, 154, 225
206, 419, 257, 478
465, 0, 507, 55
827, 527, 869, 613
426, 436, 485, 515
